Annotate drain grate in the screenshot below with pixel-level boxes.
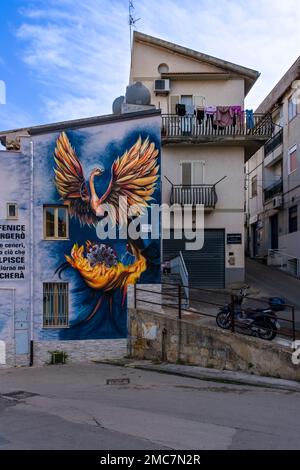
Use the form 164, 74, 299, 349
106, 378, 130, 385
1, 391, 39, 401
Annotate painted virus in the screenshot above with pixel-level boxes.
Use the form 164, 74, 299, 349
86, 243, 118, 268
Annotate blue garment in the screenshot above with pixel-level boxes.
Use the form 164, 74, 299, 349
246, 109, 254, 129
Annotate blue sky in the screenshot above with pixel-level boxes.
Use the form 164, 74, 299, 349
0, 0, 299, 130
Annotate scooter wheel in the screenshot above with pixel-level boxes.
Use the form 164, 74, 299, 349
216, 312, 231, 330
257, 320, 277, 341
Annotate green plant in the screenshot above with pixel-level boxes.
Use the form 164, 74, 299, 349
48, 350, 68, 365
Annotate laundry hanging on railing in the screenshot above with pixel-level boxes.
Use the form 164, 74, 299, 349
204, 106, 217, 116
230, 105, 243, 127
175, 103, 186, 116
214, 106, 234, 127
246, 109, 254, 129
195, 107, 205, 124
173, 103, 255, 130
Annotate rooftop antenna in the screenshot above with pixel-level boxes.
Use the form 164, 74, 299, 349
129, 1, 141, 50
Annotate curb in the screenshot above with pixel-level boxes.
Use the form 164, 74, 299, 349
95, 359, 300, 392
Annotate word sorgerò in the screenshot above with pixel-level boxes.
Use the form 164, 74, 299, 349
0, 225, 26, 239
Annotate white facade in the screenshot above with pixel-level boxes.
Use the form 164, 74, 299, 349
130, 32, 269, 287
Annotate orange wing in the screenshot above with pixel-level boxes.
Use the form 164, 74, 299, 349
100, 137, 159, 225
54, 132, 97, 226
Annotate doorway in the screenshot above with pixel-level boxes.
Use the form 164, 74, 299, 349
270, 214, 279, 250
252, 223, 258, 257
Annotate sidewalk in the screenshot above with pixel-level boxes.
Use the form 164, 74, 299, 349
96, 359, 300, 393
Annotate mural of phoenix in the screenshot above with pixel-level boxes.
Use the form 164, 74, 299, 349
53, 132, 160, 226
52, 131, 160, 333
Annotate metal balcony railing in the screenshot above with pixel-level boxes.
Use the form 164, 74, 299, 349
170, 184, 218, 207
264, 129, 283, 157
161, 113, 273, 139
264, 178, 283, 202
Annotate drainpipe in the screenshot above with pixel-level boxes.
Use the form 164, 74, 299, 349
29, 141, 34, 366
0, 287, 16, 366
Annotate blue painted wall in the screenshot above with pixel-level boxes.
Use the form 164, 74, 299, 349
33, 114, 161, 341
0, 113, 161, 346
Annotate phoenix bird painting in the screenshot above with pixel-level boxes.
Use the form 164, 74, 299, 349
55, 240, 147, 327
49, 129, 160, 338
67, 240, 146, 316
53, 132, 160, 226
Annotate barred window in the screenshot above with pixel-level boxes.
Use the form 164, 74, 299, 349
43, 283, 69, 328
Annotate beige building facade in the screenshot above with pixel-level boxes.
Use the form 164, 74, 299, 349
130, 32, 272, 288
246, 57, 300, 277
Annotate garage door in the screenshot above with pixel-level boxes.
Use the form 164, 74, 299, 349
163, 229, 225, 289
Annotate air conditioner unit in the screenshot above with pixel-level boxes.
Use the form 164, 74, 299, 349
272, 195, 283, 209
154, 79, 170, 93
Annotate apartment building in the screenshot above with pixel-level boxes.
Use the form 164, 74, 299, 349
130, 32, 272, 288
246, 57, 300, 276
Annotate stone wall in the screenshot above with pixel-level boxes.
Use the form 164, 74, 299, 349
33, 339, 127, 367
129, 308, 300, 381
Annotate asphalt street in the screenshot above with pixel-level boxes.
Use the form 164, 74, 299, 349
0, 363, 300, 450
245, 258, 300, 310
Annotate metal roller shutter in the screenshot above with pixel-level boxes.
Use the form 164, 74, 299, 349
163, 229, 225, 289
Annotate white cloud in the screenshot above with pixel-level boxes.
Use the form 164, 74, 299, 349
17, 0, 131, 122
14, 0, 300, 125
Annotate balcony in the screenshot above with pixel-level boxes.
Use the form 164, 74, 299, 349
264, 129, 283, 157
161, 113, 273, 160
170, 184, 218, 208
264, 178, 283, 203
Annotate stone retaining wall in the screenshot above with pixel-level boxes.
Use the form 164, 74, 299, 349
129, 308, 300, 381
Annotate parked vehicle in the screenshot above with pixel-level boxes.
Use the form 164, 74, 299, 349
216, 286, 284, 341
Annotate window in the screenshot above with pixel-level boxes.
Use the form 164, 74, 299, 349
288, 145, 297, 174
158, 63, 169, 74
251, 176, 258, 197
288, 95, 297, 121
43, 283, 69, 327
180, 161, 205, 185
44, 205, 69, 239
7, 203, 18, 219
170, 95, 205, 114
289, 206, 298, 233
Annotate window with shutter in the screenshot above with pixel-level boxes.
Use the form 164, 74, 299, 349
180, 161, 205, 185
288, 145, 297, 174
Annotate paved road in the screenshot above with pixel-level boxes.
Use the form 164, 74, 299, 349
245, 258, 300, 309
0, 363, 300, 450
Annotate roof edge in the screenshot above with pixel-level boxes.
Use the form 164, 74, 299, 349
0, 109, 161, 138
133, 31, 260, 81
256, 56, 300, 114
